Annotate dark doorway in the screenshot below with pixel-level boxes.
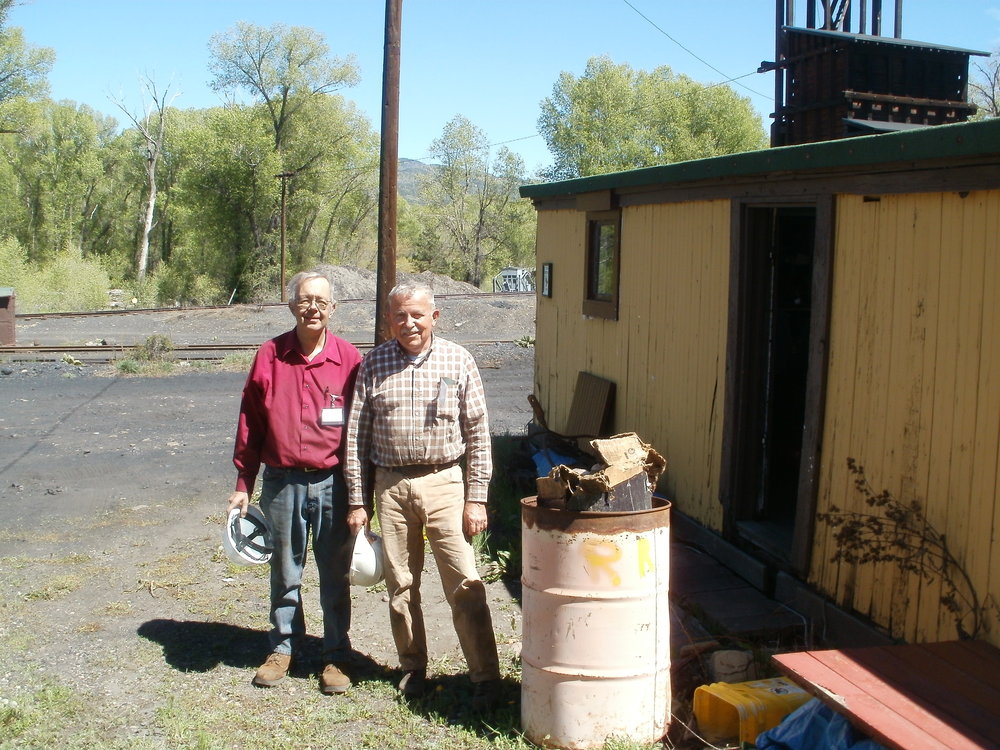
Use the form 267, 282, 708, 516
730, 205, 816, 563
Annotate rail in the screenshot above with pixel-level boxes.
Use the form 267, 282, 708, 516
13, 292, 534, 321
1, 339, 522, 364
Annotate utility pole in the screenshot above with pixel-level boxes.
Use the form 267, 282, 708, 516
375, 0, 401, 345
276, 171, 295, 302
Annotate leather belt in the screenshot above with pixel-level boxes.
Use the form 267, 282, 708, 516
380, 459, 461, 478
269, 465, 333, 474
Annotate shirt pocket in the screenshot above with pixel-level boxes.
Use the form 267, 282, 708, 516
434, 377, 459, 423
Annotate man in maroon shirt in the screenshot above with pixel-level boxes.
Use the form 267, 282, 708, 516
227, 270, 362, 695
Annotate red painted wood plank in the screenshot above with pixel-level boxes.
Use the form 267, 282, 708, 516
809, 647, 999, 748
866, 643, 1000, 739
774, 650, 991, 750
918, 641, 1000, 694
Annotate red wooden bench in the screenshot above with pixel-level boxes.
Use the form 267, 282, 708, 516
772, 640, 1000, 750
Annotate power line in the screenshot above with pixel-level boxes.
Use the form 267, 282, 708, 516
390, 2, 778, 166
621, 0, 771, 100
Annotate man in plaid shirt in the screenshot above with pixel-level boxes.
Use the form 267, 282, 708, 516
344, 281, 501, 705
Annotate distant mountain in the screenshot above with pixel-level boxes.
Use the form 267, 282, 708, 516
398, 158, 438, 204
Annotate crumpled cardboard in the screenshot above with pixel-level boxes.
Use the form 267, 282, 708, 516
536, 432, 666, 511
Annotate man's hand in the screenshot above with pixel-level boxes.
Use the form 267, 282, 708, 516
463, 501, 488, 538
347, 506, 370, 535
227, 491, 249, 517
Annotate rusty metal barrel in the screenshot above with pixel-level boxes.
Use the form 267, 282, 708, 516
520, 497, 671, 749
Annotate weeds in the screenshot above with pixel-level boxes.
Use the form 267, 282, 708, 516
60, 353, 84, 367
480, 434, 537, 582
116, 358, 141, 374
114, 335, 178, 375
136, 335, 174, 361
22, 574, 85, 601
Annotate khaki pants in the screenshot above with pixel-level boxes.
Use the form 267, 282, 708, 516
375, 464, 500, 683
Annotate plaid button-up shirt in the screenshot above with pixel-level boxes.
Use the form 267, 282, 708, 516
345, 335, 492, 507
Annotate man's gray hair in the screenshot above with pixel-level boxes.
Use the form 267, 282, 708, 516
286, 270, 335, 304
388, 281, 435, 309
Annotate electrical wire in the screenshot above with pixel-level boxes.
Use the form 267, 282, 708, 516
621, 0, 771, 100
330, 1, 777, 168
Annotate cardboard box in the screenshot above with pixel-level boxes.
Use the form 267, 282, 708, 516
536, 433, 666, 512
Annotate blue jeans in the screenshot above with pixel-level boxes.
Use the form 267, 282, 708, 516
259, 466, 352, 660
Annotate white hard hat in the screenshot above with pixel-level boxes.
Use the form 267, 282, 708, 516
350, 529, 384, 587
222, 506, 274, 566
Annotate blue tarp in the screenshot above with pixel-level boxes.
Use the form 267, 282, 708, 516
755, 699, 887, 750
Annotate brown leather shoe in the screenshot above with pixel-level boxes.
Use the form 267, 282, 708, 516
471, 678, 503, 711
320, 663, 351, 695
398, 668, 427, 697
252, 652, 291, 687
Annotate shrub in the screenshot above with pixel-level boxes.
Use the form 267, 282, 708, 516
1, 241, 111, 313
136, 335, 174, 362
150, 257, 226, 307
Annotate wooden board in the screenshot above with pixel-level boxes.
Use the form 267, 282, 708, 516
773, 641, 1000, 750
562, 371, 615, 438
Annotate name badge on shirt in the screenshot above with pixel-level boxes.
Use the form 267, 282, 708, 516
321, 390, 343, 426
321, 407, 344, 426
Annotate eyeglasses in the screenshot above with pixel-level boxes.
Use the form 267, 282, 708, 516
294, 297, 332, 311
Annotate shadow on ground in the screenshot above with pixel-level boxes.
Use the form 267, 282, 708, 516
137, 618, 386, 680
399, 672, 522, 738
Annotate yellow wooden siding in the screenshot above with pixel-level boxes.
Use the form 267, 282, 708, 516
814, 190, 1000, 645
533, 202, 730, 529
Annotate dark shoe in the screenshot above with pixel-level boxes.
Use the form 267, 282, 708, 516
319, 663, 351, 695
471, 679, 502, 711
252, 652, 291, 687
398, 668, 427, 697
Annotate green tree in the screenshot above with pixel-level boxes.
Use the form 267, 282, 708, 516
205, 23, 377, 300
415, 115, 534, 288
538, 55, 768, 179
171, 105, 281, 301
0, 0, 54, 132
1, 100, 117, 262
273, 94, 380, 270
208, 22, 360, 152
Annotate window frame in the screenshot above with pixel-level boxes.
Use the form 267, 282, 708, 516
582, 209, 621, 320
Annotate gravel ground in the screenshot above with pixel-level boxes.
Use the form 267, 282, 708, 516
0, 290, 542, 748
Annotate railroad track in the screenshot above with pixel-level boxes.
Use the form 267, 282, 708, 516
13, 292, 533, 320
0, 343, 268, 364
1, 339, 523, 365
2, 294, 533, 364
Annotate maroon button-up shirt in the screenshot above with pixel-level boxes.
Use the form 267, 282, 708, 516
233, 329, 362, 496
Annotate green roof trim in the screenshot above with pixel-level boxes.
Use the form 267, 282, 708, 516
519, 118, 1000, 200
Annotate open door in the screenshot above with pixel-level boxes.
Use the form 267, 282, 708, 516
723, 201, 831, 573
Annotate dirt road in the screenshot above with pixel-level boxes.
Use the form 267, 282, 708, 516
0, 304, 536, 748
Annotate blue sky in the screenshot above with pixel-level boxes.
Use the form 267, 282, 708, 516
9, 1, 1000, 173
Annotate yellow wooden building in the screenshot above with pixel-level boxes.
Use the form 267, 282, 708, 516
520, 118, 1000, 647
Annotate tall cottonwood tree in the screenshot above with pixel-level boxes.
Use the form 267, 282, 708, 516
278, 95, 380, 268
538, 55, 768, 179
171, 105, 282, 301
416, 115, 534, 288
113, 78, 177, 280
205, 22, 371, 299
4, 101, 116, 261
207, 22, 359, 153
0, 0, 54, 132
